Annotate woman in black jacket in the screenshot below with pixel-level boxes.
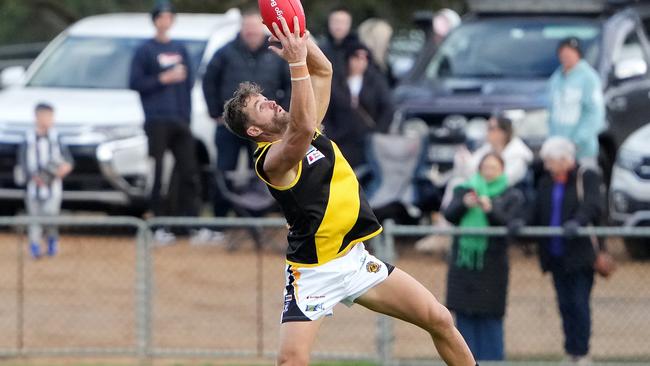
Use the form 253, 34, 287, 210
324, 43, 394, 169
443, 152, 524, 361
525, 137, 604, 363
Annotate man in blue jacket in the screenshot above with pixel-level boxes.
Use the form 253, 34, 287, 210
129, 2, 200, 229
548, 37, 605, 166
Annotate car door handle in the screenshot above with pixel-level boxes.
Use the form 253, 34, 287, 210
608, 96, 627, 111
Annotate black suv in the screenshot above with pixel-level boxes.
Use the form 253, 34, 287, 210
393, 0, 650, 186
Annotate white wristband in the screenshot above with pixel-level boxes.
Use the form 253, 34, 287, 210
291, 75, 311, 81
289, 61, 307, 67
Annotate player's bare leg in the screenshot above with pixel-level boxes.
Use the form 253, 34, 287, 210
276, 317, 325, 366
355, 268, 476, 366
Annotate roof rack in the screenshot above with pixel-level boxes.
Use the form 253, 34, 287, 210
466, 0, 643, 14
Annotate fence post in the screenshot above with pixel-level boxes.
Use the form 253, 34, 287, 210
136, 221, 152, 360
376, 220, 397, 366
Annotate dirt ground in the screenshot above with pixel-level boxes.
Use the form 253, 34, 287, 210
0, 229, 648, 362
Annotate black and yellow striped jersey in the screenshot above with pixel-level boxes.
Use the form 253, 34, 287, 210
254, 131, 382, 266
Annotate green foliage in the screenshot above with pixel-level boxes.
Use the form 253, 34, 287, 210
0, 0, 463, 45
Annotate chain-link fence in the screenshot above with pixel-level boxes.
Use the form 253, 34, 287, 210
0, 215, 648, 365
382, 221, 650, 365
0, 216, 146, 357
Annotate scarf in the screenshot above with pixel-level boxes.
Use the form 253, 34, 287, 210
456, 173, 508, 270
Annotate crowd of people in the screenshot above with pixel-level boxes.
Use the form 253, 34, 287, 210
19, 2, 615, 364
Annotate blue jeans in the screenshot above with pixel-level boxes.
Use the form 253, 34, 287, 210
551, 267, 594, 357
455, 313, 504, 361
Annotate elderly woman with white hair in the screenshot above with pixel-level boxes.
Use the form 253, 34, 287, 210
513, 136, 605, 364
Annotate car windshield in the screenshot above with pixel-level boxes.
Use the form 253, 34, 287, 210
425, 19, 601, 79
28, 36, 206, 89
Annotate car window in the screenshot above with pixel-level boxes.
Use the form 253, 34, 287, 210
612, 29, 645, 64
27, 37, 206, 89
424, 19, 601, 79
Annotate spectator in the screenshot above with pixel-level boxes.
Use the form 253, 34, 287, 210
358, 18, 396, 87
432, 9, 462, 45
325, 43, 393, 169
460, 116, 533, 185
441, 115, 533, 209
407, 8, 461, 79
319, 6, 360, 78
548, 37, 605, 166
129, 2, 201, 240
17, 103, 73, 259
202, 9, 290, 217
443, 152, 524, 361
515, 137, 604, 364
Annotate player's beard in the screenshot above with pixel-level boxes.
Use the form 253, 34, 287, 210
271, 112, 291, 134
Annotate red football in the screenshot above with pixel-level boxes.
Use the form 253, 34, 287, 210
258, 0, 306, 38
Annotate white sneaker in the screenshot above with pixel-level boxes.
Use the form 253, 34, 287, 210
414, 234, 451, 255
574, 356, 592, 366
154, 229, 176, 246
190, 228, 225, 246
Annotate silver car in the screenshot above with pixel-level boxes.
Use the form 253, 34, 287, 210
609, 124, 650, 259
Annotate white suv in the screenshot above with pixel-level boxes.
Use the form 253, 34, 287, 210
609, 123, 650, 259
0, 10, 241, 214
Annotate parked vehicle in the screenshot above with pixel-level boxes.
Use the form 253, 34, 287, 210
0, 11, 242, 215
393, 0, 650, 188
609, 124, 650, 259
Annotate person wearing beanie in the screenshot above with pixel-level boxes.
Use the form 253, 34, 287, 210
548, 37, 605, 166
129, 1, 200, 241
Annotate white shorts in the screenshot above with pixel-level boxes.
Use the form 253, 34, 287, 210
281, 243, 395, 323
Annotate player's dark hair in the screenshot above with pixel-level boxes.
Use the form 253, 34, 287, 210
223, 82, 263, 140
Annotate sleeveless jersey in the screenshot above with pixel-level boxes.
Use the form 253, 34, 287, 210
254, 131, 382, 266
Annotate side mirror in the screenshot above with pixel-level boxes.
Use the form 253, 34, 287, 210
614, 58, 647, 81
1, 66, 26, 88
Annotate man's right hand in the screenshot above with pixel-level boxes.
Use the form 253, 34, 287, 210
268, 16, 308, 64
159, 64, 187, 84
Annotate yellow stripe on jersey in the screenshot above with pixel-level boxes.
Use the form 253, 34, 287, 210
314, 142, 360, 263
254, 141, 303, 191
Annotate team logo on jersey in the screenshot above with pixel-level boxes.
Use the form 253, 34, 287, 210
366, 261, 382, 273
305, 303, 325, 312
305, 145, 325, 165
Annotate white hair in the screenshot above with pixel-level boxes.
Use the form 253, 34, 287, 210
540, 136, 576, 161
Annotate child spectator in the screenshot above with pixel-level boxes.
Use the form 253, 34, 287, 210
17, 103, 73, 259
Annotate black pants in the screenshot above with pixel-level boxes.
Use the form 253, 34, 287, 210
145, 120, 200, 217
551, 267, 594, 357
213, 124, 254, 216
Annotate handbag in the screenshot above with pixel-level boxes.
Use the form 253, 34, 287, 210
576, 166, 616, 278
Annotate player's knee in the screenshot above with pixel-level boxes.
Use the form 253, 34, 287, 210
426, 303, 455, 337
276, 348, 310, 366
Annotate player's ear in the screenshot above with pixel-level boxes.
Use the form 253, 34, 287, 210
247, 125, 262, 138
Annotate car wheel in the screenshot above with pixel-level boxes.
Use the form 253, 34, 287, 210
624, 238, 650, 260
